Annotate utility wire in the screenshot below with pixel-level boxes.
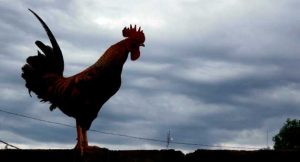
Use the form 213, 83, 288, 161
0, 139, 20, 149
0, 108, 74, 128
0, 108, 166, 143
0, 108, 261, 150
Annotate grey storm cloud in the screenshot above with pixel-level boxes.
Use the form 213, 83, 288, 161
1, 0, 300, 152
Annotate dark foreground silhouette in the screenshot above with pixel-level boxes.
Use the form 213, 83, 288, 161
22, 9, 145, 153
0, 148, 298, 162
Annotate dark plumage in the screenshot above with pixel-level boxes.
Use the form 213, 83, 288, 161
22, 9, 145, 153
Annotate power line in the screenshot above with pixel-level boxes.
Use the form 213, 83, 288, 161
0, 108, 166, 143
0, 108, 74, 128
0, 139, 20, 149
0, 108, 261, 150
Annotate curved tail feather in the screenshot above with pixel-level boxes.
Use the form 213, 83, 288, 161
28, 9, 64, 75
22, 9, 65, 103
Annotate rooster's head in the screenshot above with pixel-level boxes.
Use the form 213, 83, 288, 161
123, 25, 145, 61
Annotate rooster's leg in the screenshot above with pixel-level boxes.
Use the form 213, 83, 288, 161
75, 120, 83, 154
82, 128, 88, 148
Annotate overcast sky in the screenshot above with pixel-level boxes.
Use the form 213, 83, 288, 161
1, 0, 300, 152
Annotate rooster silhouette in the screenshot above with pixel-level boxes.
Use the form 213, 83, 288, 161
22, 9, 145, 153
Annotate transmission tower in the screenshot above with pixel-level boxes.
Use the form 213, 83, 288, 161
166, 129, 172, 149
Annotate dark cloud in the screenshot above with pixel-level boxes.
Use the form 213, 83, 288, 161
1, 0, 300, 152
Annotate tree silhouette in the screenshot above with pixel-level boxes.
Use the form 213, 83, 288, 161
273, 118, 300, 150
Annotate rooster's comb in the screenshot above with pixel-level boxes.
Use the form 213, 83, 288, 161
122, 24, 145, 43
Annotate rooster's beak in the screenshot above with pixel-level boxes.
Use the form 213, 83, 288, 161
140, 43, 145, 47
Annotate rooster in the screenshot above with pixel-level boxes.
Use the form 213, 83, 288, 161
22, 9, 145, 153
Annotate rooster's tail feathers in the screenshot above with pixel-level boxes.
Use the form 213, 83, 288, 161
22, 9, 64, 100
28, 9, 64, 75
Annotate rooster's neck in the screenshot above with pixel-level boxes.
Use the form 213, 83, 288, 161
96, 39, 130, 67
